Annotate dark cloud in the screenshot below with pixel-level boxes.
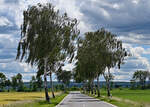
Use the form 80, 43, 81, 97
0, 26, 18, 33
4, 0, 19, 4
79, 0, 150, 37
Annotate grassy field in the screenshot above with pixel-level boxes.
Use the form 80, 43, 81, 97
0, 92, 66, 107
94, 88, 150, 107
20, 94, 67, 107
102, 88, 150, 103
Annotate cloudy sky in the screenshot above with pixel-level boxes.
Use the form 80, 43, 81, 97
0, 0, 150, 82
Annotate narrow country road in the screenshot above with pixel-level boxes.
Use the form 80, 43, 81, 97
56, 91, 116, 107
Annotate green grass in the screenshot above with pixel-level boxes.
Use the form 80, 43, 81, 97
96, 96, 136, 107
88, 88, 150, 107
101, 88, 150, 103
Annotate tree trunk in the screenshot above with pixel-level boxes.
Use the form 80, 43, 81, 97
97, 76, 100, 97
94, 84, 97, 95
83, 82, 86, 94
106, 79, 111, 97
64, 84, 67, 93
50, 71, 55, 98
83, 86, 86, 94
107, 68, 111, 97
44, 58, 50, 102
103, 68, 111, 97
91, 81, 94, 95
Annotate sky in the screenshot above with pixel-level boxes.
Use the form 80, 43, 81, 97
0, 0, 150, 82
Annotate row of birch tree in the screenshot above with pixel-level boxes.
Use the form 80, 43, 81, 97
16, 3, 128, 102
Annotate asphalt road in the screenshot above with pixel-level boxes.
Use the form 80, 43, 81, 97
56, 91, 116, 107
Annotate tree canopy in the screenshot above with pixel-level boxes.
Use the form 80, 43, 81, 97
16, 3, 79, 65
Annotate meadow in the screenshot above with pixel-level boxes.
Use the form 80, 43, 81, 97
98, 88, 150, 107
0, 92, 66, 107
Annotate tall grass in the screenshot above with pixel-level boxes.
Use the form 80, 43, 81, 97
0, 92, 62, 106
1, 93, 67, 107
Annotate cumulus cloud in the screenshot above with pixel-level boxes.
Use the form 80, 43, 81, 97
79, 0, 150, 44
0, 33, 36, 80
51, 0, 92, 34
111, 43, 150, 81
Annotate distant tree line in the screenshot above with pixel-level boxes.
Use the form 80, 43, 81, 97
0, 72, 72, 93
0, 72, 41, 92
0, 72, 24, 92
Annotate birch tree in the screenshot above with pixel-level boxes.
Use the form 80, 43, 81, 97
75, 28, 127, 97
16, 3, 79, 102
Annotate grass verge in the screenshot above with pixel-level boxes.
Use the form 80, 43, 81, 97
89, 94, 138, 107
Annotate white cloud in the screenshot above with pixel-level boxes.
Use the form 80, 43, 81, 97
0, 34, 17, 48
19, 62, 33, 72
104, 43, 150, 81
113, 4, 120, 9
132, 0, 140, 4
62, 63, 74, 71
52, 0, 92, 34
100, 7, 111, 20
0, 16, 12, 26
119, 33, 150, 45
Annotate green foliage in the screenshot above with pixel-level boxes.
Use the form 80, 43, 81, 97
69, 87, 80, 91
30, 76, 37, 91
75, 28, 128, 97
5, 79, 11, 92
130, 79, 136, 89
0, 72, 6, 91
11, 73, 24, 91
16, 3, 79, 101
36, 76, 43, 91
16, 3, 79, 65
75, 28, 127, 81
16, 73, 24, 91
29, 76, 43, 91
132, 70, 150, 89
56, 70, 72, 86
5, 79, 11, 87
11, 76, 18, 90
55, 84, 64, 91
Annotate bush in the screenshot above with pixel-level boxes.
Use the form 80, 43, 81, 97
119, 87, 123, 90
69, 87, 80, 91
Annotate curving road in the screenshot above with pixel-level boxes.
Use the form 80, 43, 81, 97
56, 91, 117, 107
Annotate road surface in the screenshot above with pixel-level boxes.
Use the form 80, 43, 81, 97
56, 91, 116, 107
